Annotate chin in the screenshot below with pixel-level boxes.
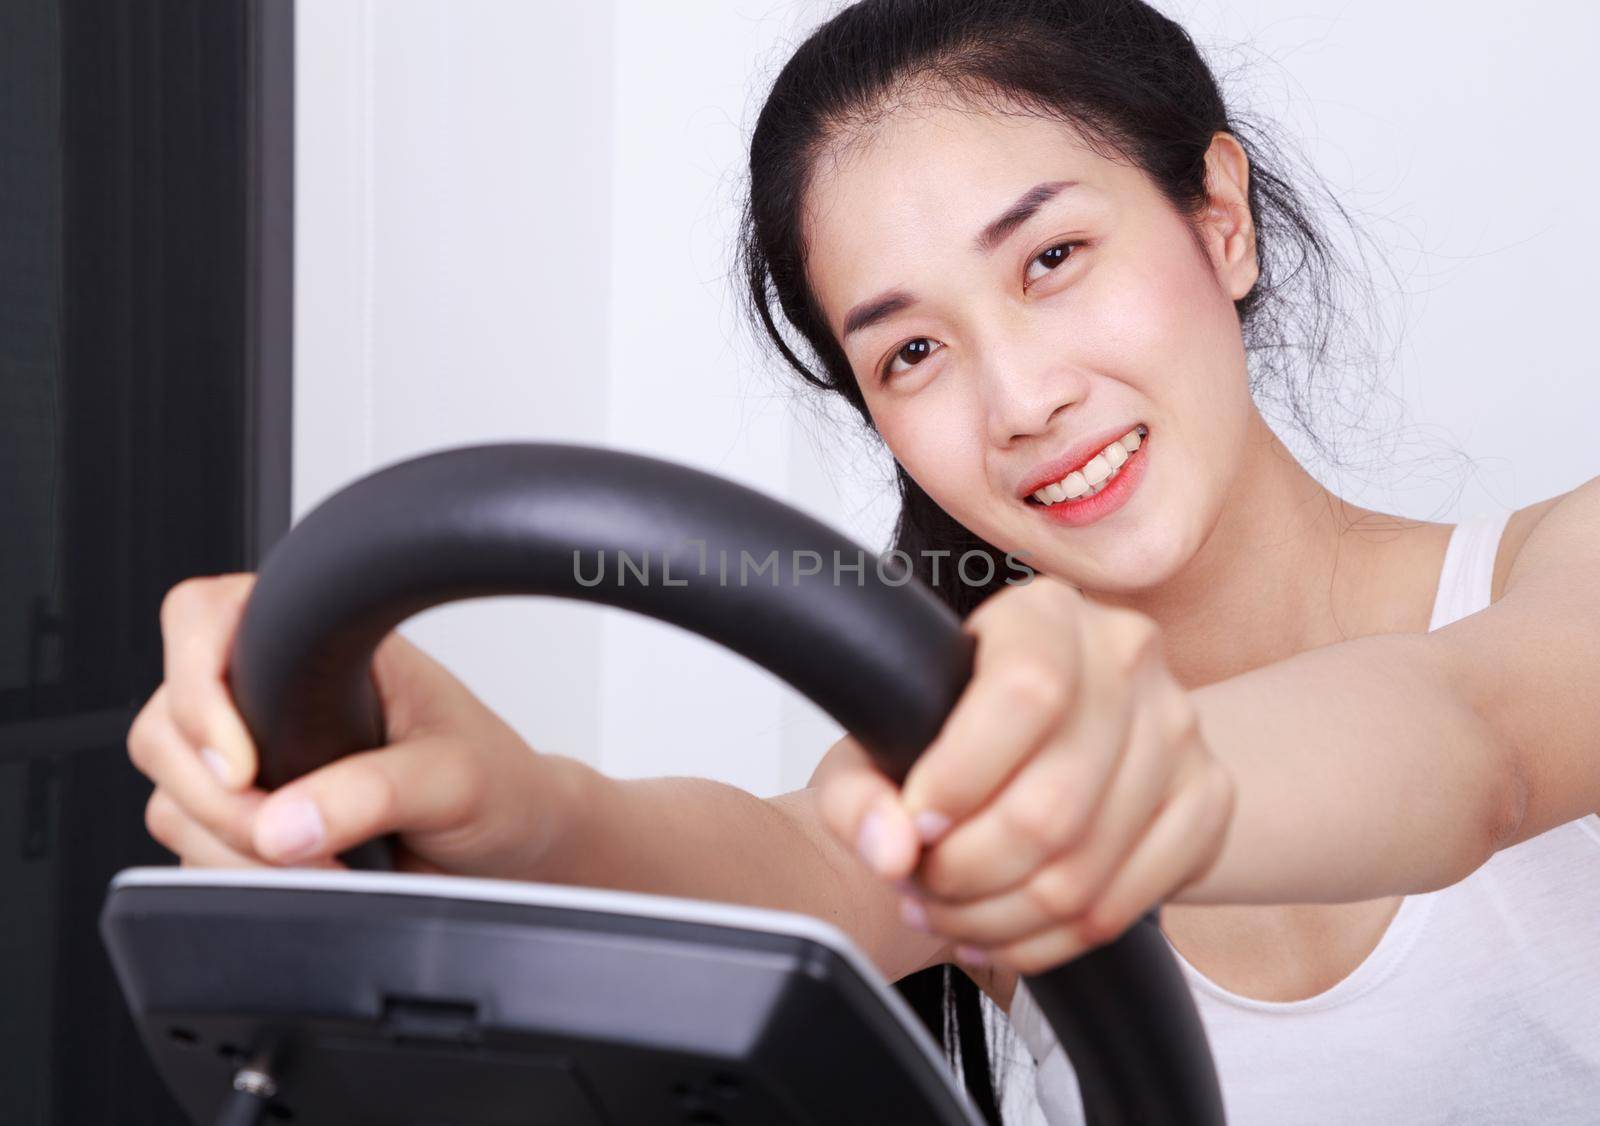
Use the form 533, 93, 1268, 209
1021, 524, 1185, 596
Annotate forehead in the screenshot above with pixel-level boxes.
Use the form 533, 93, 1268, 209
802, 101, 1144, 332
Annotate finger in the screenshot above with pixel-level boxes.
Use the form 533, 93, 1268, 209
913, 662, 1170, 901
368, 629, 475, 741
159, 574, 260, 788
905, 684, 1181, 941
1075, 757, 1233, 946
966, 759, 1233, 975
813, 735, 919, 881
251, 733, 491, 865
146, 790, 268, 869
128, 686, 267, 855
173, 816, 344, 872
898, 612, 1082, 834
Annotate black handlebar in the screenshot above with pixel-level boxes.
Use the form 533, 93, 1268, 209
227, 442, 1224, 1125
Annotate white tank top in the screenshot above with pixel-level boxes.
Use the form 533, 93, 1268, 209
1007, 510, 1600, 1125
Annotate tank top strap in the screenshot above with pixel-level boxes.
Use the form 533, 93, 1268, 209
1427, 509, 1514, 632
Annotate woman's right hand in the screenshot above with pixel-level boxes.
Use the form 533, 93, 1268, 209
128, 574, 573, 877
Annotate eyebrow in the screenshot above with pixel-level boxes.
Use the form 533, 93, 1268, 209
976, 180, 1078, 254
840, 179, 1080, 340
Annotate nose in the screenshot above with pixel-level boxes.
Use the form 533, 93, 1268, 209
978, 329, 1089, 447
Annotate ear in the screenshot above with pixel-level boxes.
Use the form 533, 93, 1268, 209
1197, 132, 1259, 301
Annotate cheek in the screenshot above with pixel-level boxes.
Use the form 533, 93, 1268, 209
1060, 238, 1254, 566
1073, 236, 1254, 462
1078, 238, 1235, 383
873, 384, 989, 509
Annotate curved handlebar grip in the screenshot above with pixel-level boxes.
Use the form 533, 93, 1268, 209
227, 442, 1224, 1125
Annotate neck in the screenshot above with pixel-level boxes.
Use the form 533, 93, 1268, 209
1091, 411, 1437, 689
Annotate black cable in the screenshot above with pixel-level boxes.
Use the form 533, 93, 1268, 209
212, 1086, 271, 1126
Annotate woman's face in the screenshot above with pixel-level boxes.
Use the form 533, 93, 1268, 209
802, 100, 1261, 593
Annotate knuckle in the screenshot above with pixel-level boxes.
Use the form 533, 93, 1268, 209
1078, 902, 1132, 947
976, 576, 1079, 628
1157, 688, 1201, 746
165, 691, 208, 750
160, 573, 253, 638
204, 800, 256, 853
917, 855, 961, 900
966, 589, 1007, 629
1009, 944, 1058, 977
1001, 773, 1087, 853
127, 737, 152, 777
1033, 575, 1083, 611
144, 790, 179, 846
1027, 862, 1094, 920
129, 703, 187, 785
996, 659, 1070, 717
815, 779, 857, 843
809, 735, 866, 789
126, 707, 155, 772
907, 773, 958, 824
158, 578, 207, 638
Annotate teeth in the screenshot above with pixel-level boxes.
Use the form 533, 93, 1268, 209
1081, 454, 1111, 486
1085, 473, 1114, 496
1030, 426, 1146, 506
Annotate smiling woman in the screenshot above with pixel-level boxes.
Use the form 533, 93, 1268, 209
738, 6, 1333, 1114
800, 103, 1269, 599
119, 3, 1600, 1125
738, 0, 1600, 1123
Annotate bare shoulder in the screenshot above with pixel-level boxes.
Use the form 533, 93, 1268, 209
1459, 476, 1600, 828
1494, 477, 1600, 601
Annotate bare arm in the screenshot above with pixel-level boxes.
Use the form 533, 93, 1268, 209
531, 743, 952, 983
1176, 630, 1512, 905
1179, 477, 1600, 907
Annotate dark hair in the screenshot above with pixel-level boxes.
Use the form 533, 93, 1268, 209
738, 0, 1354, 1118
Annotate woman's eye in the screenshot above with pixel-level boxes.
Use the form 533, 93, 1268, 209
1025, 241, 1078, 286
882, 337, 942, 380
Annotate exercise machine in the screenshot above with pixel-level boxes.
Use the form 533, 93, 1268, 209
101, 444, 1224, 1125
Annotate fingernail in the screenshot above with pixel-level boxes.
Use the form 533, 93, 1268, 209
913, 809, 952, 845
900, 896, 930, 932
257, 796, 326, 862
856, 807, 890, 875
200, 747, 232, 786
955, 944, 990, 967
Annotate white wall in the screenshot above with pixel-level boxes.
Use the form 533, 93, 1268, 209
294, 0, 886, 797
295, 0, 616, 766
295, 0, 1599, 800
1161, 0, 1600, 517
600, 0, 856, 796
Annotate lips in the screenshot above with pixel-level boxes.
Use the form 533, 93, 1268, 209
1016, 423, 1148, 500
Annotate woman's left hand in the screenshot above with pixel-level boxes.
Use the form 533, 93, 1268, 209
817, 575, 1236, 975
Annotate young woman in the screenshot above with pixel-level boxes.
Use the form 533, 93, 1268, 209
128, 1, 1600, 1122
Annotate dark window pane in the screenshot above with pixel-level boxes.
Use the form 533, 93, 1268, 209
0, 1, 291, 1121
